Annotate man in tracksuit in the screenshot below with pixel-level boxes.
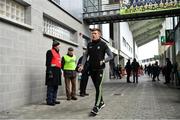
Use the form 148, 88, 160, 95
78, 28, 113, 115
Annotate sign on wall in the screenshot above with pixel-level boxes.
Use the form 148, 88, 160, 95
161, 29, 175, 45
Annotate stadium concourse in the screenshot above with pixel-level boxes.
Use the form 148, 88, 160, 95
1, 74, 180, 119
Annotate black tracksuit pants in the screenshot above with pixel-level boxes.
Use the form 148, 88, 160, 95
90, 69, 104, 107
80, 70, 89, 95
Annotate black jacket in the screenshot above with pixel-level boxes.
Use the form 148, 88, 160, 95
77, 56, 89, 73
81, 39, 113, 70
131, 61, 139, 72
125, 62, 132, 73
45, 49, 61, 86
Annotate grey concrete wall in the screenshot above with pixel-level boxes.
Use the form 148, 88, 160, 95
0, 0, 90, 112
0, 21, 46, 111
113, 23, 120, 65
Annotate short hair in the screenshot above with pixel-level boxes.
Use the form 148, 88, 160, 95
68, 47, 74, 51
90, 28, 102, 33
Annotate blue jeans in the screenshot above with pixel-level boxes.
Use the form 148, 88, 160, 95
46, 85, 58, 104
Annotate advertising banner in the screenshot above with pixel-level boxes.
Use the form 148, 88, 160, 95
119, 0, 180, 15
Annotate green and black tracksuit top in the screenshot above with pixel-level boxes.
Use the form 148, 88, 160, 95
81, 39, 113, 107
81, 39, 113, 70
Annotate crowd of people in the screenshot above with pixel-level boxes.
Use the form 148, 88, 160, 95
110, 58, 142, 83
110, 57, 177, 86
144, 58, 175, 84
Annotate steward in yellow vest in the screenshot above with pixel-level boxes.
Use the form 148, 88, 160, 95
63, 54, 76, 70
62, 47, 78, 100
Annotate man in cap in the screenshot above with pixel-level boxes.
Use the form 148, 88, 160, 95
62, 47, 78, 100
45, 39, 62, 106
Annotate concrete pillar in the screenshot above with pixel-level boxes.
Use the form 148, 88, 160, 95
133, 40, 135, 59
113, 23, 120, 65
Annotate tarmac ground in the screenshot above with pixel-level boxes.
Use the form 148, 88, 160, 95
1, 74, 180, 119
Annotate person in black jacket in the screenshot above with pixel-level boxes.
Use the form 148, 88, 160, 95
131, 58, 140, 83
164, 58, 172, 84
77, 55, 90, 97
45, 40, 61, 106
78, 28, 113, 115
152, 61, 160, 81
125, 59, 132, 83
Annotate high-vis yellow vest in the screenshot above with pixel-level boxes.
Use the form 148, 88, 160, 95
63, 55, 76, 70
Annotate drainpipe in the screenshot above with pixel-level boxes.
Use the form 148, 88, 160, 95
118, 23, 121, 65
98, 0, 101, 30
172, 17, 176, 63
172, 17, 177, 85
98, 0, 101, 13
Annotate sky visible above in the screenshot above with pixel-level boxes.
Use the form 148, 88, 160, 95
138, 39, 159, 60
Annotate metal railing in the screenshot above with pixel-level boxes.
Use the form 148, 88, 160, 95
83, 0, 180, 24
83, 0, 121, 13
83, 0, 180, 14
